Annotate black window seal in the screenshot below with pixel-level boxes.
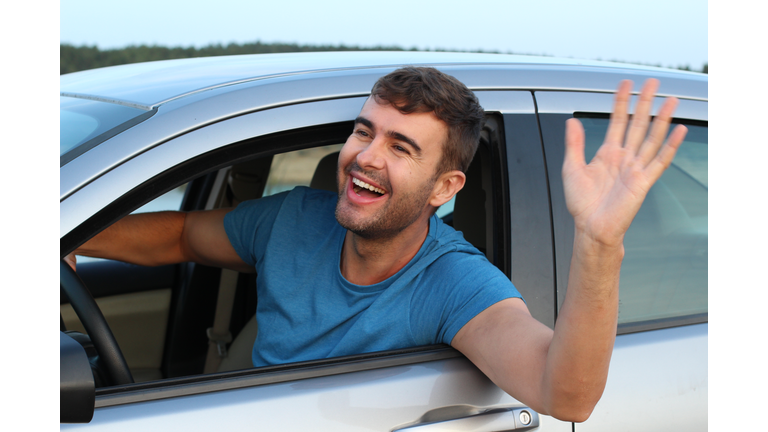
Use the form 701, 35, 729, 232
95, 345, 462, 408
617, 312, 708, 335
483, 113, 511, 278
573, 112, 707, 128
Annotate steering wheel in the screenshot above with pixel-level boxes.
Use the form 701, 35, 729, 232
60, 260, 134, 386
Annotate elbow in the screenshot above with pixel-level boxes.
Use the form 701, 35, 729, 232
540, 381, 605, 423
547, 403, 596, 423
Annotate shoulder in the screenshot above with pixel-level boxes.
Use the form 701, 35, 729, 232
423, 216, 519, 297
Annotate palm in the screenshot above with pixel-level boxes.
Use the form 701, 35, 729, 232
562, 79, 688, 246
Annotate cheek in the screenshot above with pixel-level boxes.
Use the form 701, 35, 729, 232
337, 143, 355, 173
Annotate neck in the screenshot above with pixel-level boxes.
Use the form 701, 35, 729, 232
340, 216, 431, 286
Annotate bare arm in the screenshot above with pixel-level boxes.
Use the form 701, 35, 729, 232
70, 209, 254, 273
452, 79, 687, 421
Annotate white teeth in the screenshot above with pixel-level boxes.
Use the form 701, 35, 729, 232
352, 177, 384, 195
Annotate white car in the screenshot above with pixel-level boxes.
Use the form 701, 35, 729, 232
60, 51, 707, 431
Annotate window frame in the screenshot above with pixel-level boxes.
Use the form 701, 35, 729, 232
62, 110, 515, 407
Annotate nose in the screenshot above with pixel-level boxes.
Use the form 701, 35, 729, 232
356, 136, 386, 171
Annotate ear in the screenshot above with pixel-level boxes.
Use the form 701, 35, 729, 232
429, 170, 466, 208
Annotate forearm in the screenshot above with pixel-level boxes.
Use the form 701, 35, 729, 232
75, 211, 190, 267
541, 228, 623, 421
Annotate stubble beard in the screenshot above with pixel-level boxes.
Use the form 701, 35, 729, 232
335, 164, 435, 240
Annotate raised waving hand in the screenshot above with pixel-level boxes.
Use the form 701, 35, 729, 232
562, 79, 689, 246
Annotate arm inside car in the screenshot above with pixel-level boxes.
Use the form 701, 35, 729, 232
71, 209, 254, 273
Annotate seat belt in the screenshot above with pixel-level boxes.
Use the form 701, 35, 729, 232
203, 268, 239, 374
202, 161, 270, 373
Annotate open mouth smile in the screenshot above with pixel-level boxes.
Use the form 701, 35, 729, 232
346, 173, 388, 204
352, 177, 385, 195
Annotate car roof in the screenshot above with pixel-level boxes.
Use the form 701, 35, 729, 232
60, 51, 705, 109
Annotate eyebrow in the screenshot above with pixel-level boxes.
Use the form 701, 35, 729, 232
354, 116, 423, 156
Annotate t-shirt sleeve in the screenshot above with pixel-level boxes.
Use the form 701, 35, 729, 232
223, 191, 290, 268
411, 253, 523, 346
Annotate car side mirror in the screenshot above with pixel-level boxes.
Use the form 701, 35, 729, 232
61, 331, 95, 423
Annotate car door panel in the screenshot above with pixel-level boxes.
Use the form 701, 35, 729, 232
534, 91, 708, 430
576, 324, 708, 432
62, 356, 572, 431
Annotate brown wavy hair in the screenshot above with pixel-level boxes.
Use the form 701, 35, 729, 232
370, 67, 485, 175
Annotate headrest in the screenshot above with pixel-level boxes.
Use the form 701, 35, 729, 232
310, 152, 340, 192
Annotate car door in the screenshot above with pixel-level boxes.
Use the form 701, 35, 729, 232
61, 88, 572, 431
534, 88, 708, 431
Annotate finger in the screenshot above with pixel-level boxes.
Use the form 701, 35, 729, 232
624, 79, 660, 154
563, 118, 586, 171
637, 96, 679, 165
604, 80, 633, 146
645, 124, 688, 181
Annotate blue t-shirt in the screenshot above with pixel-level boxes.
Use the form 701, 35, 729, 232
223, 187, 522, 367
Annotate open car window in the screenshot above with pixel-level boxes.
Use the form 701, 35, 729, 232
63, 114, 510, 396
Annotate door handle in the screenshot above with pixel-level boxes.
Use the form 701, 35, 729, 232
391, 404, 539, 431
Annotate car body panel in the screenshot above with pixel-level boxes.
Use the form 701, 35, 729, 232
59, 51, 705, 109
62, 356, 571, 432
576, 324, 708, 432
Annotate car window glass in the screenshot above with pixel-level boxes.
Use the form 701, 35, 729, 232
577, 116, 708, 324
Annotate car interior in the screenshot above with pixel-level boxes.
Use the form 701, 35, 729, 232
60, 116, 507, 386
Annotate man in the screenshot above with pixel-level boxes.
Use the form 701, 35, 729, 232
68, 67, 687, 422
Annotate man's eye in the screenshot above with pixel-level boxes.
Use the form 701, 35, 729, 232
356, 130, 370, 137
394, 145, 408, 153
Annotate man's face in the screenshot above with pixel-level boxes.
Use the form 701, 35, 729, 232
335, 97, 448, 239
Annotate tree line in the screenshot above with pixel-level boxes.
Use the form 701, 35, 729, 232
60, 42, 707, 75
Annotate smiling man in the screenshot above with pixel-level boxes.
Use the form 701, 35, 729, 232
221, 70, 514, 369
69, 67, 686, 422
333, 71, 481, 285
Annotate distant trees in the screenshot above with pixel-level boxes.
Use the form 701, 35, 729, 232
60, 41, 414, 74
60, 42, 708, 75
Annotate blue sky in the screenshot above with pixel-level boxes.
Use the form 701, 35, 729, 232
60, 0, 708, 70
